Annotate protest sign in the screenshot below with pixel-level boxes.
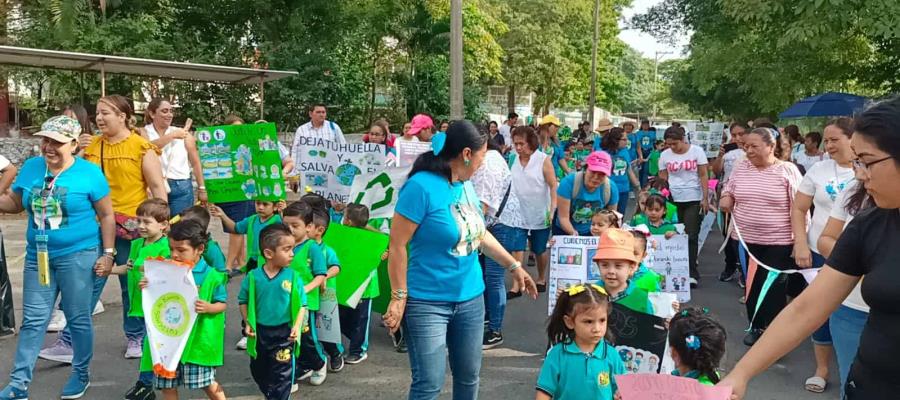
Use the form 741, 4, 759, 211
547, 236, 599, 315
685, 122, 726, 159
616, 374, 732, 400
697, 211, 717, 252
395, 140, 432, 168
141, 259, 199, 378
646, 234, 691, 303
196, 123, 286, 203
609, 303, 669, 374
350, 167, 409, 220
294, 137, 387, 203
323, 223, 389, 308
315, 281, 342, 344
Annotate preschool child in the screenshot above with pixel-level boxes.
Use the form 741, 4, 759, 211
630, 194, 678, 237
628, 230, 663, 293
239, 224, 309, 399
537, 284, 624, 400
592, 229, 654, 314
668, 307, 727, 386
179, 206, 228, 273
140, 220, 228, 400
210, 199, 283, 272
647, 139, 664, 178
281, 202, 329, 386
118, 198, 171, 399
336, 204, 381, 365
590, 209, 621, 237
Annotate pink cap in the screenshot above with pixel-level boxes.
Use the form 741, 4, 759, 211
585, 151, 612, 176
408, 114, 434, 136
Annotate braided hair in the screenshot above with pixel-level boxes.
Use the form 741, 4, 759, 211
668, 307, 727, 384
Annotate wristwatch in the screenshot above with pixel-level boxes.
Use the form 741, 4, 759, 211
103, 248, 116, 257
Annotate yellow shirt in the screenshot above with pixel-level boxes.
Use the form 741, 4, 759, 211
83, 133, 159, 216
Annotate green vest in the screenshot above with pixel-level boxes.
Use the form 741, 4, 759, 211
290, 241, 318, 310
615, 286, 651, 314
127, 237, 170, 317
246, 269, 304, 359
139, 267, 226, 371
633, 270, 662, 293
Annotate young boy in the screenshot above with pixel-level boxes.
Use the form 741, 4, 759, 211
239, 224, 308, 399
306, 208, 345, 372
118, 198, 171, 400
592, 228, 654, 314
338, 204, 381, 365
211, 200, 283, 272
180, 206, 228, 273
282, 202, 329, 386
140, 220, 228, 400
573, 138, 590, 171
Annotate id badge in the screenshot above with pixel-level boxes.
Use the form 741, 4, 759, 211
36, 234, 50, 286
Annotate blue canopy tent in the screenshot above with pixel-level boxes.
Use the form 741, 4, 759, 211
779, 92, 868, 118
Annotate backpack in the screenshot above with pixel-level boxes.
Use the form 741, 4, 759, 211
571, 171, 611, 206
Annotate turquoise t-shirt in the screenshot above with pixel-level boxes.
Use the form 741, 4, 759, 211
235, 214, 283, 261
394, 171, 486, 302
537, 340, 625, 400
626, 132, 639, 160
193, 259, 227, 303
238, 267, 306, 326
203, 239, 227, 273
637, 130, 656, 157
13, 157, 110, 262
322, 244, 341, 270
556, 173, 620, 236
608, 148, 632, 193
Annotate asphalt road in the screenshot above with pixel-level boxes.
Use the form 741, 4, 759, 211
0, 216, 840, 399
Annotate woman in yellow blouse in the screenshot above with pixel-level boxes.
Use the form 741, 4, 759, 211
40, 95, 167, 395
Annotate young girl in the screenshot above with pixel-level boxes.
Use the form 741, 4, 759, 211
537, 284, 624, 400
668, 308, 727, 386
631, 194, 678, 238
593, 229, 653, 314
590, 209, 621, 237
629, 230, 663, 293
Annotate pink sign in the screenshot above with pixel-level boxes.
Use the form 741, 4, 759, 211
617, 374, 732, 400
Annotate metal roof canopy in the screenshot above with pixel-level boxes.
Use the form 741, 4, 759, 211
0, 45, 298, 117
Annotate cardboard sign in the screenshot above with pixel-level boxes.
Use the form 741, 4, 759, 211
142, 259, 199, 378
617, 374, 732, 400
609, 304, 669, 375
197, 123, 286, 203
293, 137, 387, 204
547, 236, 599, 315
395, 140, 432, 168
646, 234, 692, 303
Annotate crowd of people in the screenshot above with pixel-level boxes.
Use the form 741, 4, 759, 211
0, 95, 896, 400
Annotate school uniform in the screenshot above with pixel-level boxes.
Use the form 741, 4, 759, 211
126, 237, 171, 318
239, 267, 306, 400
536, 340, 625, 400
234, 214, 283, 271
595, 282, 654, 315
291, 239, 328, 373
203, 238, 228, 273
632, 263, 662, 293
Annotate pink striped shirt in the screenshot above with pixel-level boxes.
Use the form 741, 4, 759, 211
724, 160, 802, 245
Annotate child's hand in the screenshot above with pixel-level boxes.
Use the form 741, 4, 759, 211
139, 277, 149, 289
614, 392, 623, 400
664, 231, 676, 239
244, 324, 255, 338
319, 281, 328, 294
331, 201, 347, 212
289, 326, 300, 342
195, 300, 211, 314
672, 301, 681, 313
548, 237, 556, 247
208, 205, 224, 218
276, 200, 287, 211
381, 250, 389, 261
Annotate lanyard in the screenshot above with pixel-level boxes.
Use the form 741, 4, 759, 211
37, 162, 71, 237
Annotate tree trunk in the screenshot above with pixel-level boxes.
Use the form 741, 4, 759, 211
0, 0, 10, 137
506, 84, 515, 115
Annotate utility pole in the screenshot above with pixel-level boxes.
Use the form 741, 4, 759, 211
450, 0, 464, 120
588, 0, 600, 129
653, 50, 672, 119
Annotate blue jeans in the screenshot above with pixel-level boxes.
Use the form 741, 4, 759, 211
60, 237, 143, 344
830, 305, 868, 395
403, 296, 484, 400
9, 247, 99, 389
484, 225, 512, 333
166, 179, 194, 216
617, 192, 629, 215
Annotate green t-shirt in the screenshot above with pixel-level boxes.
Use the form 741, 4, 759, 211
126, 236, 170, 317
630, 214, 678, 235
238, 267, 299, 326
648, 150, 661, 175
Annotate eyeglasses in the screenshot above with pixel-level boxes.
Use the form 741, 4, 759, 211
851, 156, 893, 173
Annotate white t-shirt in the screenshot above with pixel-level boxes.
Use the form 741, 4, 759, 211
798, 159, 855, 252
145, 124, 191, 180
659, 144, 709, 202
794, 151, 826, 174
470, 150, 511, 226
827, 180, 869, 313
499, 124, 513, 148
721, 148, 745, 184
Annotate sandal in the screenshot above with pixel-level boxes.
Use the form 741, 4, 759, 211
805, 376, 827, 393
506, 290, 522, 299
536, 283, 547, 293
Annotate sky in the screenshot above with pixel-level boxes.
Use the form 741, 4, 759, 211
617, 0, 689, 61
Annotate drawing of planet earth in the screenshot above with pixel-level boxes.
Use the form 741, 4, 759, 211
335, 162, 361, 186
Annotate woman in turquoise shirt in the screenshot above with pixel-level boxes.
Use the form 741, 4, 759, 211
383, 121, 538, 400
599, 128, 640, 216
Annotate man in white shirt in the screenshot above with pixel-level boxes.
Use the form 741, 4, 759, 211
292, 103, 346, 149
498, 112, 518, 151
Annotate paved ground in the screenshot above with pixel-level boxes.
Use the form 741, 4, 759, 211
0, 214, 841, 399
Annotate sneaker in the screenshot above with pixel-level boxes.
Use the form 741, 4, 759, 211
345, 353, 368, 365
39, 338, 73, 364
743, 329, 763, 346
235, 336, 248, 350
124, 380, 155, 400
718, 270, 738, 283
291, 383, 299, 394
309, 364, 327, 386
738, 295, 746, 304
92, 301, 104, 315
296, 369, 313, 382
737, 272, 746, 289
689, 277, 699, 289
47, 309, 67, 332
483, 330, 503, 350
329, 353, 344, 372
0, 385, 28, 400
124, 339, 143, 359
60, 374, 90, 399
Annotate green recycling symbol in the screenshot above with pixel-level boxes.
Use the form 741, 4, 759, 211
354, 172, 394, 211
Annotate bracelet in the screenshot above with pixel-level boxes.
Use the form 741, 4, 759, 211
198, 186, 206, 191
508, 261, 521, 272
391, 289, 408, 300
